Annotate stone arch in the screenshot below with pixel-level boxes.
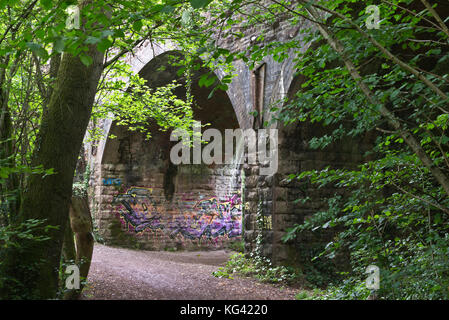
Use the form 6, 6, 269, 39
95, 49, 245, 251
90, 19, 325, 257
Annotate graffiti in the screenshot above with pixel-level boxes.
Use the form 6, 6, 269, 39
111, 186, 242, 240
103, 178, 121, 186
168, 194, 242, 240
112, 187, 164, 233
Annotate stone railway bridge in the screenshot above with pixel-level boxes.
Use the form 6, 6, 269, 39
85, 16, 368, 267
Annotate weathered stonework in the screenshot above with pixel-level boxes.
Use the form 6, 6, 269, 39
86, 13, 369, 267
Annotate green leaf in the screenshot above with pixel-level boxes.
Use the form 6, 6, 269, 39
79, 54, 93, 66
0, 0, 9, 10
132, 20, 143, 32
85, 36, 101, 45
150, 4, 165, 13
97, 38, 112, 53
25, 42, 48, 58
161, 5, 175, 13
40, 0, 52, 10
0, 167, 10, 179
25, 42, 42, 52
189, 0, 213, 9
35, 29, 45, 39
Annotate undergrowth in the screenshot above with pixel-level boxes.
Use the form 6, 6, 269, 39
212, 252, 299, 284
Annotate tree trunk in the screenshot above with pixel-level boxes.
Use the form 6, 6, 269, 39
0, 43, 104, 299
62, 220, 76, 262
63, 195, 94, 300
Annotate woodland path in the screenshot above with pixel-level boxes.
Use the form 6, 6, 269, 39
81, 244, 298, 300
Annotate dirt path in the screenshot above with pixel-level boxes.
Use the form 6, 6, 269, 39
81, 244, 298, 300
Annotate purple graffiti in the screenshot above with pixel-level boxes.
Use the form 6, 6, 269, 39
168, 196, 242, 240
111, 187, 242, 240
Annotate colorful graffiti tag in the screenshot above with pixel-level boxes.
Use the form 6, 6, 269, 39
111, 187, 164, 233
111, 186, 242, 240
103, 178, 121, 186
168, 194, 242, 240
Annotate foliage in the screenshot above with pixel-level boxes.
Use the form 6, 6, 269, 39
228, 239, 245, 253
0, 164, 55, 225
270, 0, 449, 299
201, 0, 449, 299
212, 252, 297, 284
0, 219, 57, 299
94, 61, 195, 141
294, 289, 324, 300
0, 0, 217, 215
72, 163, 90, 198
214, 203, 299, 284
284, 158, 449, 299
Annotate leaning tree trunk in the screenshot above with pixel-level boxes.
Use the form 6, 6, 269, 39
0, 42, 104, 299
63, 195, 94, 300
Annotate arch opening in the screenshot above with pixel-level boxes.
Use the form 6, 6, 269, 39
97, 51, 243, 251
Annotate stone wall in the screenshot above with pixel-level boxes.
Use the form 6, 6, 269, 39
98, 156, 243, 251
